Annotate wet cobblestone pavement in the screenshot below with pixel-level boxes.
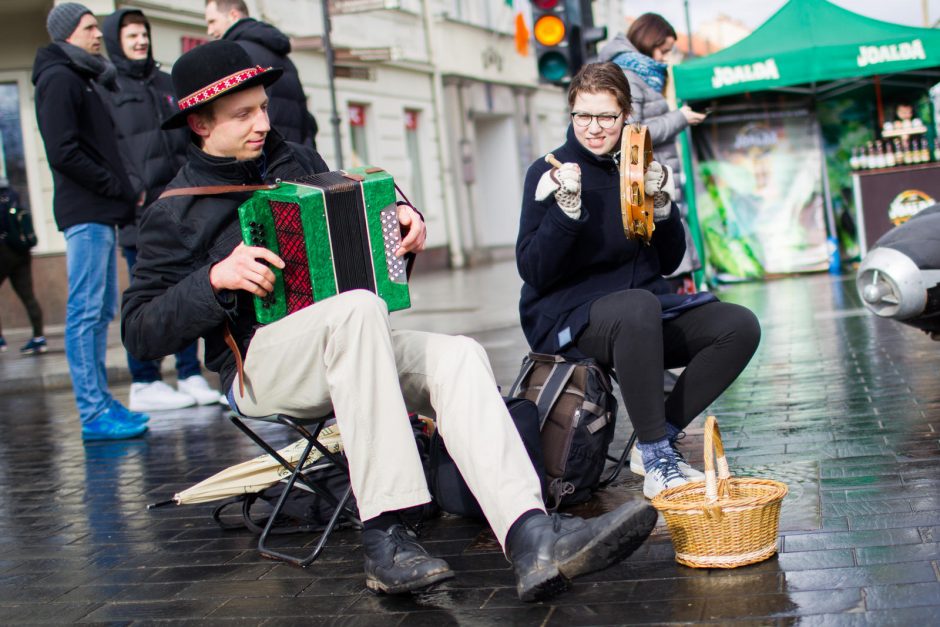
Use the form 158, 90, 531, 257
0, 265, 938, 625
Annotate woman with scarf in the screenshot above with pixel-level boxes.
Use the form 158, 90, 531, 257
598, 13, 706, 283
516, 62, 760, 499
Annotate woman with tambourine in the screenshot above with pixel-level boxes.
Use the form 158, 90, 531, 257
515, 62, 760, 499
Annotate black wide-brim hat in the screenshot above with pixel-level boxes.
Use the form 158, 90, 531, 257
162, 40, 283, 130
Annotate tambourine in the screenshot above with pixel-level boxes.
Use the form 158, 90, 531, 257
620, 123, 655, 244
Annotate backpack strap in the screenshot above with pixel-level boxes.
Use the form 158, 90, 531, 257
534, 361, 577, 431
508, 354, 536, 398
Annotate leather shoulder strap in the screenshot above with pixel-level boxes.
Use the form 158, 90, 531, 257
158, 183, 278, 200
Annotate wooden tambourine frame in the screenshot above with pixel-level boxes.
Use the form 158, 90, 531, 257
620, 124, 655, 244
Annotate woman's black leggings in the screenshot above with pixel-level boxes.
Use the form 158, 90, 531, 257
573, 290, 760, 443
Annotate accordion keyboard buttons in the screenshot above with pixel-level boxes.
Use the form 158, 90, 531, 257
381, 206, 407, 284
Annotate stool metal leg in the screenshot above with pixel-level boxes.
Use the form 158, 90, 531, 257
599, 430, 637, 487
228, 413, 360, 567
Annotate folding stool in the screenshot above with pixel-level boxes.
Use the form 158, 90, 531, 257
228, 407, 361, 567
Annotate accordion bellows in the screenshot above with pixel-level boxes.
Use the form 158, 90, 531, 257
237, 167, 410, 325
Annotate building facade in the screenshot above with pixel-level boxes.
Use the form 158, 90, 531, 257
0, 0, 622, 327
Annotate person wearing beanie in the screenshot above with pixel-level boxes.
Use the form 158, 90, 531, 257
204, 0, 318, 148
32, 4, 147, 441
122, 40, 656, 603
99, 8, 221, 412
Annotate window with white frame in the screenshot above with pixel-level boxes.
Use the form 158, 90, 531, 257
403, 109, 426, 211
348, 102, 370, 167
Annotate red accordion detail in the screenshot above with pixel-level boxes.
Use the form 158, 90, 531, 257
269, 201, 314, 313
177, 66, 267, 111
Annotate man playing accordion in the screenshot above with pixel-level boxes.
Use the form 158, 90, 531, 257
121, 41, 656, 602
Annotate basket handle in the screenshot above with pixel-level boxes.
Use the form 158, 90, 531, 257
703, 415, 732, 504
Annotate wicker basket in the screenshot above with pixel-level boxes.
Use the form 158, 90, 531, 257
651, 416, 788, 568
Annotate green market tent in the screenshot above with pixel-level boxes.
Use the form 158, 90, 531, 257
674, 0, 940, 102
671, 0, 940, 282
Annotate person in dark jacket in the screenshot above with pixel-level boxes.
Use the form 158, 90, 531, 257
100, 8, 220, 412
517, 62, 760, 499
598, 13, 708, 281
204, 0, 317, 148
0, 182, 46, 355
32, 3, 148, 441
122, 41, 656, 603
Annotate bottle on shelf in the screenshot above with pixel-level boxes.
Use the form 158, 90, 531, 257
864, 142, 874, 169
920, 137, 930, 163
901, 139, 913, 165
874, 140, 886, 169
934, 138, 940, 163
849, 147, 859, 170
884, 140, 896, 168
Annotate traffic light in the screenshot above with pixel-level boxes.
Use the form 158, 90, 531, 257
532, 0, 607, 86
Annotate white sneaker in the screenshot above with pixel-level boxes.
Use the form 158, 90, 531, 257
631, 442, 705, 481
177, 374, 222, 406
129, 380, 197, 412
630, 445, 646, 476
643, 456, 690, 499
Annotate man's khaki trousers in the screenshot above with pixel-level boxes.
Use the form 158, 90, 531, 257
233, 290, 544, 546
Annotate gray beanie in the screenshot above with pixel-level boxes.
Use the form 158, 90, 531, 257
46, 3, 92, 42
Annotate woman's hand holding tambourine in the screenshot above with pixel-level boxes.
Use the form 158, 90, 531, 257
644, 161, 676, 222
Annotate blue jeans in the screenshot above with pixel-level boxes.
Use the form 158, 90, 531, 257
122, 246, 202, 382
64, 223, 118, 424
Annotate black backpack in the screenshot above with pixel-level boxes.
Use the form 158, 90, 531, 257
428, 397, 547, 519
509, 353, 618, 509
0, 189, 37, 253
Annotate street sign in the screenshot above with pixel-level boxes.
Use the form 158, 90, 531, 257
329, 0, 400, 14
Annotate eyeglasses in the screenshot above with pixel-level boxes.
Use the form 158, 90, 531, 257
571, 111, 623, 129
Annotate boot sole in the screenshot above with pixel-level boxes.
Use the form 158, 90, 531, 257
365, 567, 455, 595
557, 502, 658, 580
518, 564, 570, 603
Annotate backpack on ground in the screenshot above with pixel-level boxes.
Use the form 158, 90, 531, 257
428, 396, 547, 519
509, 352, 618, 509
0, 189, 37, 253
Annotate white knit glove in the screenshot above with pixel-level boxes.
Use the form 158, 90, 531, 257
535, 163, 581, 219
645, 161, 676, 222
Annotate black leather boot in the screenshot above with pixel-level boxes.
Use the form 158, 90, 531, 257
508, 499, 657, 602
362, 524, 454, 594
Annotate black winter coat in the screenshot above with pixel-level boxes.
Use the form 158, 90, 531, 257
32, 44, 136, 231
224, 18, 318, 148
516, 125, 687, 355
121, 132, 328, 393
101, 9, 189, 248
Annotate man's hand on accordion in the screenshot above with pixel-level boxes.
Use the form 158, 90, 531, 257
396, 204, 426, 256
209, 243, 285, 297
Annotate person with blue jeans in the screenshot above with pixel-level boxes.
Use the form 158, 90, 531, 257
33, 3, 149, 440
100, 8, 220, 411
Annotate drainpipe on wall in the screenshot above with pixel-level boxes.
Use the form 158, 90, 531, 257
421, 0, 466, 269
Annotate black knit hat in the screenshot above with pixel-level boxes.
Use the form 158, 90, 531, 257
162, 40, 282, 130
47, 2, 92, 42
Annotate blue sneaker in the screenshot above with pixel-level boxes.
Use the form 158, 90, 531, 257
111, 400, 150, 425
82, 407, 149, 441
20, 336, 47, 355
0, 336, 7, 352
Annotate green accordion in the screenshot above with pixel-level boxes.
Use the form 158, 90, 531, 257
237, 167, 411, 325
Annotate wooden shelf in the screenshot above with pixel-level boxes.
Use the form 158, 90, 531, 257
881, 127, 927, 138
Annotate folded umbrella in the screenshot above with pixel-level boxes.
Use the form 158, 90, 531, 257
148, 425, 343, 507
